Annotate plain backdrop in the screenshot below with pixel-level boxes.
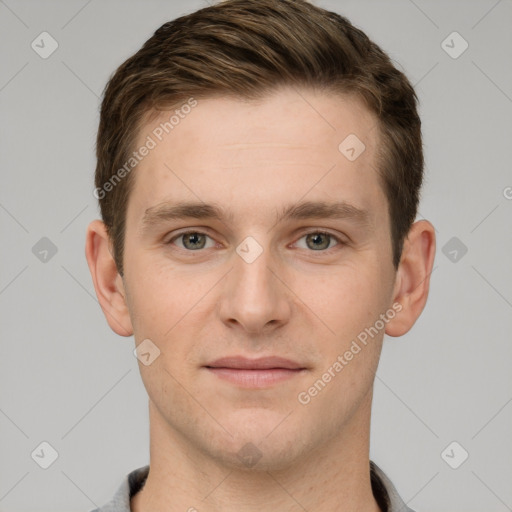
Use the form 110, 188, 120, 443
0, 1, 511, 511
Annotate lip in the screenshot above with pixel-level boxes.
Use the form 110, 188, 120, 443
206, 356, 304, 370
204, 356, 307, 388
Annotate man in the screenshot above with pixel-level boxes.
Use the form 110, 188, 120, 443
85, 0, 435, 510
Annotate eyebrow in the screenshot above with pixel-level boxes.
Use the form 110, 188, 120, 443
140, 200, 371, 232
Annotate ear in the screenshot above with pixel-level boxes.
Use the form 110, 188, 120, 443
385, 220, 436, 337
85, 220, 133, 337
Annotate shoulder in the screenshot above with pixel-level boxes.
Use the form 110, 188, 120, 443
370, 460, 416, 512
87, 465, 150, 512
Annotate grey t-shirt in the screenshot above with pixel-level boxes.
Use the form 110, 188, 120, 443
90, 460, 414, 512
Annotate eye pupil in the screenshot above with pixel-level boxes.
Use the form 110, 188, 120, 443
183, 233, 206, 250
306, 233, 330, 250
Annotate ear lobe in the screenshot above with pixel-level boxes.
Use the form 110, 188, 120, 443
385, 220, 436, 337
85, 219, 133, 337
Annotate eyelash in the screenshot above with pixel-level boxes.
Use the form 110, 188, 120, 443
165, 229, 345, 254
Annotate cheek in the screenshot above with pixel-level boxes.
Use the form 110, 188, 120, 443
126, 268, 202, 396
123, 256, 182, 339
124, 256, 218, 369
294, 266, 386, 423
293, 260, 387, 344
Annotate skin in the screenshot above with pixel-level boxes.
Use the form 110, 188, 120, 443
86, 86, 436, 512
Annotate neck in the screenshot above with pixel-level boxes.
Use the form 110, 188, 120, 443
131, 392, 381, 512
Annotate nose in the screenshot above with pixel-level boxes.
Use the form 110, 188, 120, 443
217, 239, 292, 335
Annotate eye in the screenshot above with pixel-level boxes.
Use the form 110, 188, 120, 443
294, 231, 341, 251
166, 229, 344, 253
168, 231, 216, 251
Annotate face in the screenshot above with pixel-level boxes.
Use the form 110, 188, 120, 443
119, 87, 399, 470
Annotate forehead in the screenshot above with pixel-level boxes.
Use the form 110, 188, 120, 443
127, 87, 385, 228
149, 89, 377, 160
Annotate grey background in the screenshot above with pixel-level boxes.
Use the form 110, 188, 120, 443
1, 0, 511, 511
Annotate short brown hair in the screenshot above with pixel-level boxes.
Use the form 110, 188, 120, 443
95, 0, 423, 276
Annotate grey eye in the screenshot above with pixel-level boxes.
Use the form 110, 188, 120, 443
299, 232, 338, 251
177, 232, 211, 250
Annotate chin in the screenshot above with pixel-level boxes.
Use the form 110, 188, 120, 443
206, 415, 309, 472
214, 438, 306, 473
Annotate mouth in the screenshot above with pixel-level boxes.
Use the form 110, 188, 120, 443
204, 356, 307, 388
